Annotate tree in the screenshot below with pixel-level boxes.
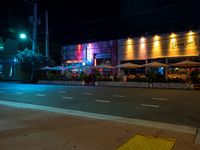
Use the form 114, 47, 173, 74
16, 48, 46, 82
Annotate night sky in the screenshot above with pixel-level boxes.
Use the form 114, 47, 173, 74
0, 0, 200, 45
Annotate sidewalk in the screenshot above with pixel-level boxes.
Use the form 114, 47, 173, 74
0, 105, 199, 150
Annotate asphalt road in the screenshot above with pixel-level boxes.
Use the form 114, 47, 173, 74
0, 82, 200, 127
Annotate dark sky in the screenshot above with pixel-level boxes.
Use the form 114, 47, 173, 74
1, 0, 200, 45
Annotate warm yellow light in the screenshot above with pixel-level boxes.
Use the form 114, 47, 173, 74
140, 37, 145, 42
188, 31, 194, 35
125, 38, 134, 60
127, 38, 133, 44
154, 41, 160, 47
170, 33, 176, 38
154, 35, 160, 41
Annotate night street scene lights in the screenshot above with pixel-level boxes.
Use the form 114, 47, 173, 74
19, 33, 27, 40
18, 32, 35, 53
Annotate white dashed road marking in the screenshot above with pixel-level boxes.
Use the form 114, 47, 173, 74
152, 97, 168, 101
36, 94, 46, 97
113, 95, 126, 98
96, 100, 111, 103
81, 93, 93, 95
62, 97, 74, 100
141, 104, 160, 108
16, 92, 23, 95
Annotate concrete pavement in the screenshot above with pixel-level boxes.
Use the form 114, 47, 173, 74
0, 105, 199, 150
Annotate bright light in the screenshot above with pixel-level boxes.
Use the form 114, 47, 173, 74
125, 38, 134, 60
170, 33, 176, 38
154, 35, 160, 41
82, 62, 86, 66
87, 43, 93, 62
78, 44, 82, 50
188, 31, 194, 35
140, 37, 145, 42
127, 38, 133, 44
19, 33, 27, 39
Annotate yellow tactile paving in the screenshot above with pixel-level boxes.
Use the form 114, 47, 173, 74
117, 134, 176, 150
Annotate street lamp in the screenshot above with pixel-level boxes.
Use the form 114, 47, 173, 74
19, 33, 27, 40
18, 33, 34, 52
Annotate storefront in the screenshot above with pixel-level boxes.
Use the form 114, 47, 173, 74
61, 40, 118, 68
118, 30, 200, 77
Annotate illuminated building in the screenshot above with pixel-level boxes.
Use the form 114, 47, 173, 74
118, 30, 200, 65
61, 40, 118, 68
62, 30, 200, 74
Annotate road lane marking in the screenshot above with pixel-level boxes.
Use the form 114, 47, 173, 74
141, 104, 160, 108
96, 99, 111, 103
16, 92, 23, 95
81, 93, 93, 95
152, 97, 168, 101
58, 91, 66, 93
0, 100, 196, 134
62, 97, 74, 100
36, 94, 46, 97
113, 95, 126, 98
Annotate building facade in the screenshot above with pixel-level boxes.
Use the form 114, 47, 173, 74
61, 40, 118, 68
0, 37, 24, 81
62, 30, 200, 68
118, 30, 200, 64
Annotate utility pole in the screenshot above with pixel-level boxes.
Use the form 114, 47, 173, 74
32, 2, 37, 53
45, 10, 49, 58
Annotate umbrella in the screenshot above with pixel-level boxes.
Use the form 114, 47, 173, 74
170, 60, 200, 67
170, 60, 200, 80
64, 66, 77, 70
77, 66, 92, 70
40, 66, 51, 70
143, 61, 167, 68
50, 66, 65, 71
114, 62, 142, 69
92, 64, 113, 69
